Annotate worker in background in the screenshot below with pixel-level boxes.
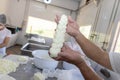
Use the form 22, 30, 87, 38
0, 23, 11, 57
54, 15, 120, 80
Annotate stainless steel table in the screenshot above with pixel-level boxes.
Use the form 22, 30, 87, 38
9, 60, 57, 80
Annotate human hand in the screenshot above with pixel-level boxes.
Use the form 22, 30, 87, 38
66, 16, 80, 37
55, 15, 80, 38
54, 44, 85, 66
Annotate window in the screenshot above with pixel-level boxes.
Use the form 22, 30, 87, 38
80, 25, 92, 39
114, 22, 120, 53
26, 16, 57, 38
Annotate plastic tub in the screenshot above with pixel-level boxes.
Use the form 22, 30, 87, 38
32, 50, 58, 70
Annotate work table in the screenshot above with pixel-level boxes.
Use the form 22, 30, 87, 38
4, 55, 57, 80
3, 55, 83, 80
9, 61, 57, 80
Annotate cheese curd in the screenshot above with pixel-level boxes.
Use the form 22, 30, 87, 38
50, 15, 68, 57
0, 74, 16, 80
33, 72, 45, 80
0, 59, 19, 74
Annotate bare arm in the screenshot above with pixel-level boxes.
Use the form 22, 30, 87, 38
74, 32, 112, 70
56, 45, 103, 80
55, 15, 112, 70
54, 15, 104, 79
65, 16, 112, 70
76, 61, 103, 80
0, 37, 10, 48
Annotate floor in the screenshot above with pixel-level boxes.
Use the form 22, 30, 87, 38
6, 45, 22, 55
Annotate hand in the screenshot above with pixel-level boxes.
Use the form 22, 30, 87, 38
66, 16, 80, 37
54, 44, 85, 66
55, 15, 80, 37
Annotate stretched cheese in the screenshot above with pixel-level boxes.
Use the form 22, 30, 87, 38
50, 15, 68, 57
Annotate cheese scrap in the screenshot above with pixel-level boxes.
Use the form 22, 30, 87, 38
0, 59, 19, 74
50, 15, 68, 57
33, 72, 45, 80
18, 56, 28, 62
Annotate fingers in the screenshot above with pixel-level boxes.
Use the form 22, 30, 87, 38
63, 43, 71, 50
58, 52, 67, 58
55, 15, 61, 24
57, 52, 72, 63
61, 44, 67, 52
53, 53, 65, 61
61, 44, 72, 52
55, 15, 74, 24
61, 47, 65, 52
68, 16, 74, 23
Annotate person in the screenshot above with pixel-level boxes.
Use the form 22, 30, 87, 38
52, 15, 120, 80
0, 23, 11, 57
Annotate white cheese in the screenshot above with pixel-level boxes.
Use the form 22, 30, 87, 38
33, 72, 45, 80
0, 59, 19, 74
0, 74, 16, 80
50, 15, 68, 57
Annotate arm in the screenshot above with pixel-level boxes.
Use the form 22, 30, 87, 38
56, 45, 103, 80
75, 32, 112, 70
77, 61, 103, 80
66, 16, 112, 70
0, 37, 10, 48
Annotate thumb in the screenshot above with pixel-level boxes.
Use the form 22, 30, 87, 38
55, 15, 61, 24
68, 16, 74, 23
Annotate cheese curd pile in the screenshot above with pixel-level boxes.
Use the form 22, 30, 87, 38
33, 72, 45, 80
0, 74, 16, 80
0, 59, 19, 74
50, 15, 68, 57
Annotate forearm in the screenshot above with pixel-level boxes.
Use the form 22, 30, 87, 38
74, 32, 112, 70
0, 43, 7, 48
0, 37, 10, 48
76, 61, 103, 80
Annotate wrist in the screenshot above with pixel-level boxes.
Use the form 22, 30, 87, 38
74, 31, 80, 38
74, 31, 83, 40
75, 60, 86, 68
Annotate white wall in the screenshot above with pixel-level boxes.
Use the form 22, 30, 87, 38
95, 0, 115, 33
6, 0, 27, 27
77, 2, 98, 26
0, 0, 9, 14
